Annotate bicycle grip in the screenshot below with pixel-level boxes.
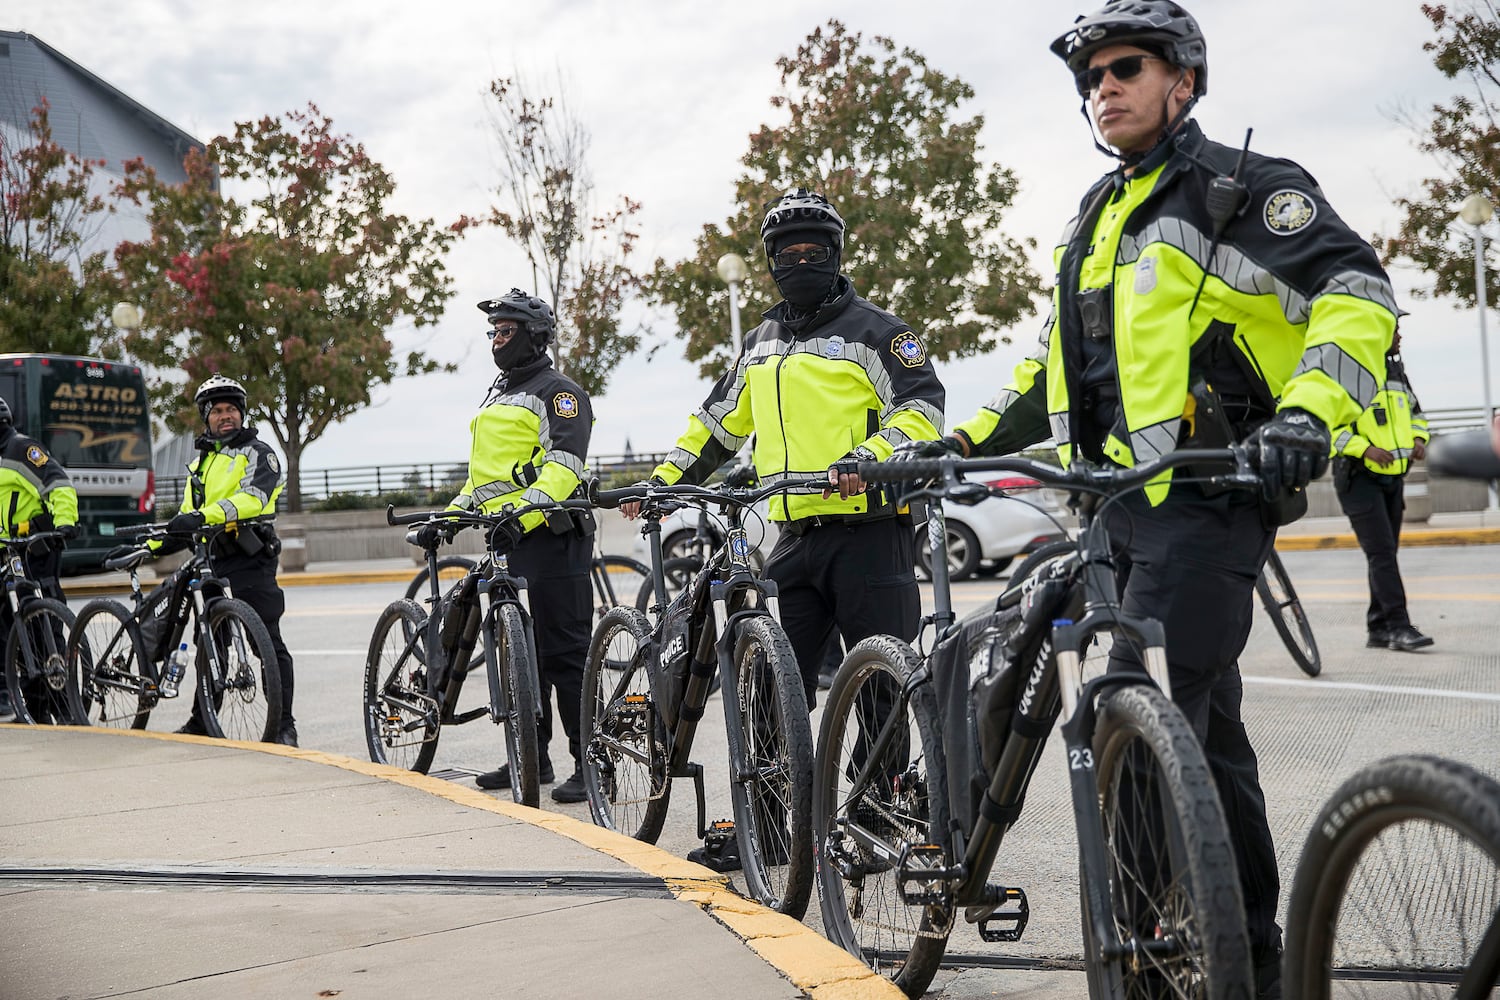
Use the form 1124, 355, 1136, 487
856, 458, 942, 484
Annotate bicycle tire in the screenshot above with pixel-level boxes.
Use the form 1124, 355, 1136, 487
726, 614, 814, 918
1085, 684, 1252, 999
404, 555, 478, 604
1256, 550, 1321, 677
4, 598, 83, 726
580, 606, 671, 842
1007, 537, 1075, 588
195, 598, 282, 743
493, 602, 540, 808
814, 635, 952, 998
69, 599, 155, 729
634, 556, 698, 616
364, 599, 440, 772
1284, 754, 1500, 1000
593, 555, 649, 622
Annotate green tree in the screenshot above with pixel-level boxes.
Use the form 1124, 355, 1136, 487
0, 99, 121, 355
113, 104, 461, 510
647, 20, 1044, 378
477, 75, 643, 397
1378, 2, 1500, 306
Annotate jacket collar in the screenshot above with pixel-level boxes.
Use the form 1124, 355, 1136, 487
195, 426, 258, 452
764, 275, 856, 335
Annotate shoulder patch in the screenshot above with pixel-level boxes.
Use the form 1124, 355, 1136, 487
891, 331, 927, 369
1264, 189, 1317, 236
25, 445, 47, 467
553, 392, 580, 418
267, 453, 280, 474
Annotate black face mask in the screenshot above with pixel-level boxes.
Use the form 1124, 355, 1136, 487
491, 332, 536, 372
772, 257, 839, 309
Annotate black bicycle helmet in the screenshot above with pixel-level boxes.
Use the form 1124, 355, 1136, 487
0, 396, 11, 431
194, 374, 248, 423
1052, 0, 1208, 97
476, 288, 556, 349
760, 189, 846, 259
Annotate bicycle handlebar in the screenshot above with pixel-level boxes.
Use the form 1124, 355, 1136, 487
385, 497, 595, 529
856, 446, 1262, 500
118, 515, 277, 540
590, 475, 829, 511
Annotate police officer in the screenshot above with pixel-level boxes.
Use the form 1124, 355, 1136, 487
147, 375, 297, 745
1332, 324, 1432, 652
450, 290, 594, 804
902, 4, 1396, 995
0, 396, 80, 722
635, 189, 945, 868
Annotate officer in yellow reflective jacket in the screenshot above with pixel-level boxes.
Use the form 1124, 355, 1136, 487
0, 395, 79, 721
444, 290, 594, 805
900, 5, 1399, 994
1331, 324, 1432, 652
145, 375, 296, 745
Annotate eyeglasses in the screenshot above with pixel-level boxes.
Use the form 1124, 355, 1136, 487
1074, 54, 1163, 97
771, 246, 833, 268
487, 322, 520, 341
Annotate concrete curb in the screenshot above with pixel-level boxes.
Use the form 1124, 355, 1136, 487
1275, 527, 1500, 551
25, 725, 903, 1000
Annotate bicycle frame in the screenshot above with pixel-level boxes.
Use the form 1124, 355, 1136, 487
0, 534, 66, 686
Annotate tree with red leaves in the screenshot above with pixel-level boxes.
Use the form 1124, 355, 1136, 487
114, 104, 461, 510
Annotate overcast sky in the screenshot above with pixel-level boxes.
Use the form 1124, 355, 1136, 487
10, 0, 1491, 471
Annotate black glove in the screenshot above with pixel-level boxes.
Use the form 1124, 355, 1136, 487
487, 517, 525, 554
892, 436, 965, 461
1250, 408, 1331, 497
26, 512, 54, 534
167, 511, 207, 536
414, 518, 460, 549
57, 523, 80, 540
722, 464, 758, 488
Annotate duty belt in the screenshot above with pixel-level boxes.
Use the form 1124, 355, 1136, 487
782, 510, 896, 537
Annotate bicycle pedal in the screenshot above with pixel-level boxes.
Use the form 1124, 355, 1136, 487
967, 886, 1029, 942
704, 818, 735, 850
897, 844, 954, 906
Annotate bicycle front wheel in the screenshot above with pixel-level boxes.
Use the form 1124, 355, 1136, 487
404, 555, 477, 605
4, 598, 83, 726
580, 606, 670, 842
196, 598, 282, 743
1257, 550, 1321, 677
492, 602, 540, 808
727, 614, 814, 918
1086, 684, 1252, 999
1284, 754, 1500, 1000
814, 635, 952, 999
364, 599, 440, 772
69, 599, 155, 729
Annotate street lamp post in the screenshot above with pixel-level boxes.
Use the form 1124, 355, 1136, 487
716, 252, 749, 357
1458, 192, 1497, 512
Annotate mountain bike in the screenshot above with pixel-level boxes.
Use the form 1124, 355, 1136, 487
582, 475, 825, 917
1283, 754, 1500, 999
69, 521, 282, 741
814, 448, 1259, 998
1255, 549, 1320, 676
1, 532, 83, 726
364, 499, 595, 805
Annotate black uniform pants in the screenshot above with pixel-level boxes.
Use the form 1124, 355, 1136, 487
508, 528, 592, 772
763, 516, 920, 710
1103, 486, 1282, 960
219, 552, 296, 730
1335, 467, 1409, 634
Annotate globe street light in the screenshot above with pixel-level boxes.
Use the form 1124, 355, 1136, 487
111, 301, 143, 331
716, 252, 749, 357
1458, 192, 1497, 511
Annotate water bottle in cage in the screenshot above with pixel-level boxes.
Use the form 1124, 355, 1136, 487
161, 642, 188, 698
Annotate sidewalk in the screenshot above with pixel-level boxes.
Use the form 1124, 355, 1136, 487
0, 726, 899, 1000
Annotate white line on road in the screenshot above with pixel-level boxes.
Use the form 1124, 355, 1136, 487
1245, 674, 1500, 703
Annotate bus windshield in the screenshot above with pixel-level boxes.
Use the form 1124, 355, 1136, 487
38, 362, 152, 467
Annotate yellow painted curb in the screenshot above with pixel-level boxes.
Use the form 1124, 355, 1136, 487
1276, 527, 1500, 551
18, 725, 904, 1000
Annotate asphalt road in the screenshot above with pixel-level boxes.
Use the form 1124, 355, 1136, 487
68, 544, 1500, 998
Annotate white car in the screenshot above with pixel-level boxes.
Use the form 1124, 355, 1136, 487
633, 473, 1070, 583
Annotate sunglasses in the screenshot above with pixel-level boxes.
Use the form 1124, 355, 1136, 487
771, 246, 833, 268
486, 322, 520, 341
1074, 54, 1164, 97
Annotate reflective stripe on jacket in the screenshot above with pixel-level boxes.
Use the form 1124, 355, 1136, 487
449, 360, 592, 533
653, 278, 945, 522
1333, 356, 1428, 476
955, 120, 1396, 504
